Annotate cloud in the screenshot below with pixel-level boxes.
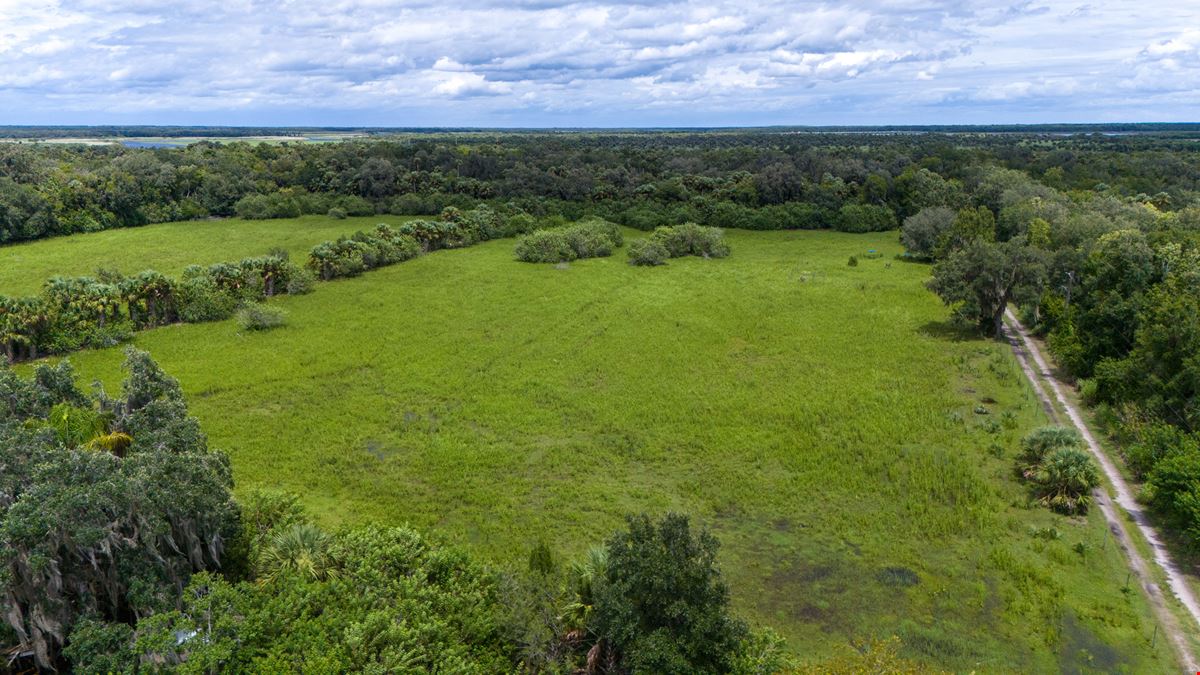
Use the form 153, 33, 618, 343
432, 71, 512, 97
0, 0, 1195, 125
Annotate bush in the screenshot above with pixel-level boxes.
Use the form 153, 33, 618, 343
503, 213, 538, 237
234, 192, 302, 220
515, 219, 623, 263
177, 277, 239, 323
327, 207, 347, 220
285, 267, 316, 295
566, 230, 614, 258
1019, 425, 1083, 468
515, 229, 577, 263
848, 256, 859, 267
592, 514, 747, 673
1034, 447, 1101, 514
237, 304, 288, 331
650, 222, 730, 258
627, 238, 669, 266
1145, 446, 1200, 547
835, 204, 898, 233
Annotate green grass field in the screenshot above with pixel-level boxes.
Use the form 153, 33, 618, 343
0, 215, 418, 296
14, 225, 1179, 671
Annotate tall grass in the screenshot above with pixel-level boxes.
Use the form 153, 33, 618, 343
26, 229, 1178, 672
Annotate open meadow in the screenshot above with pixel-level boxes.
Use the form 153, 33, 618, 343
0, 215, 417, 296
17, 223, 1177, 671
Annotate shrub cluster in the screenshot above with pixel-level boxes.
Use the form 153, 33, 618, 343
237, 304, 288, 331
306, 205, 530, 280
514, 218, 624, 263
0, 253, 311, 362
1, 206, 537, 365
650, 222, 730, 258
627, 238, 669, 266
1018, 426, 1100, 515
307, 224, 421, 280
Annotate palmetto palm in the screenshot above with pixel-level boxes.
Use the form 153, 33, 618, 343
0, 295, 20, 362
1034, 447, 1101, 515
561, 546, 608, 633
38, 403, 133, 456
257, 523, 338, 583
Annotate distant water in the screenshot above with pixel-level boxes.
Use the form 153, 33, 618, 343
121, 140, 187, 149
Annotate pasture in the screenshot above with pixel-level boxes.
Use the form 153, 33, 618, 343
0, 215, 417, 296
17, 225, 1176, 671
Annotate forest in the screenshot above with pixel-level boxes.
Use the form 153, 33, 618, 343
2, 127, 1199, 671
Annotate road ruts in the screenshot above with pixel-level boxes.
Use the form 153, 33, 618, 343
1002, 308, 1199, 673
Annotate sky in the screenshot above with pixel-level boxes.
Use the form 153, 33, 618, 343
0, 0, 1197, 127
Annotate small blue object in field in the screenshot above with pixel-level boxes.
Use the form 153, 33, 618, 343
868, 249, 877, 253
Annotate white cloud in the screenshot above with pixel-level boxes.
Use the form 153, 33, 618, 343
0, 0, 1196, 124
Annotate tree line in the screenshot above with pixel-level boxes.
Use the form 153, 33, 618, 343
905, 160, 1200, 552
3, 130, 1194, 245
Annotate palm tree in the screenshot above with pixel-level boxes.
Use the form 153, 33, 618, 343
561, 546, 608, 634
1034, 447, 1101, 515
257, 523, 337, 583
38, 403, 133, 456
0, 295, 19, 363
11, 297, 49, 360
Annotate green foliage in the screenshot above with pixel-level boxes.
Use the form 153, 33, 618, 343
1033, 447, 1101, 515
236, 303, 288, 331
134, 527, 513, 672
327, 206, 348, 219
1020, 425, 1084, 468
935, 206, 996, 258
514, 218, 624, 263
177, 275, 239, 323
927, 238, 1048, 336
258, 522, 337, 583
1124, 422, 1197, 480
528, 539, 555, 576
285, 266, 317, 295
835, 203, 898, 233
514, 229, 578, 263
1145, 445, 1200, 549
650, 222, 730, 259
62, 618, 136, 675
0, 350, 238, 669
592, 513, 747, 674
627, 237, 669, 266
900, 206, 956, 259
0, 360, 85, 422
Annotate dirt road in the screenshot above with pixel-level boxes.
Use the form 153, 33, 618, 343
1003, 309, 1199, 672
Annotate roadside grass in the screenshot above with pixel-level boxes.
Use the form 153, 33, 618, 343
22, 228, 1179, 671
0, 214, 419, 296
1023, 332, 1200, 657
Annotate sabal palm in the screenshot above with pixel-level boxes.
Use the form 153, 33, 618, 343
258, 523, 337, 583
38, 403, 132, 455
1035, 447, 1100, 514
561, 546, 608, 632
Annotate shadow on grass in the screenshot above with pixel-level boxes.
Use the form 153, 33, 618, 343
918, 319, 980, 342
